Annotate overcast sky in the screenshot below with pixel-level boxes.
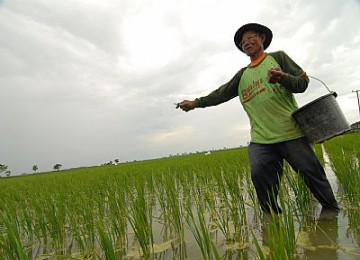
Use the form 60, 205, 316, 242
1, 0, 360, 175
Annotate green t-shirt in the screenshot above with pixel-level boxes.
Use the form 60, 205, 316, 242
239, 55, 304, 143
195, 51, 309, 144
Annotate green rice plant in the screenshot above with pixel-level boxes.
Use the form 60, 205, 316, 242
313, 143, 325, 166
44, 198, 67, 254
183, 182, 221, 260
243, 166, 261, 217
260, 192, 297, 260
208, 170, 233, 242
0, 204, 27, 260
250, 222, 270, 260
16, 199, 39, 258
126, 180, 154, 259
147, 171, 183, 257
152, 174, 171, 228
32, 200, 50, 252
96, 221, 117, 260
106, 182, 128, 257
324, 133, 360, 206
161, 172, 185, 243
323, 133, 360, 245
282, 163, 313, 219
330, 156, 359, 204
166, 178, 187, 259
210, 167, 250, 252
66, 193, 97, 257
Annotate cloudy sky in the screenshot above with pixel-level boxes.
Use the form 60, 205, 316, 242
1, 0, 360, 175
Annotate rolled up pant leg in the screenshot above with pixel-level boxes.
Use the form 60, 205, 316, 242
280, 137, 340, 210
248, 143, 284, 214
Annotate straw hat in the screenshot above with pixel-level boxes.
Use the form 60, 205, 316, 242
234, 23, 273, 52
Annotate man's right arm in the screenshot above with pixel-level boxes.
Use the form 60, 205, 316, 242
178, 69, 244, 112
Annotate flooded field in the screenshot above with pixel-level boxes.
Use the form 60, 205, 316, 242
0, 132, 359, 259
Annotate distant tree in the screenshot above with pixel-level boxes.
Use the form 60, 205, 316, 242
103, 161, 113, 165
5, 170, 11, 177
114, 159, 119, 164
53, 164, 62, 171
33, 165, 38, 173
0, 164, 8, 174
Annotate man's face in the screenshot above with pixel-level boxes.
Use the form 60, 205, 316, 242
240, 30, 265, 56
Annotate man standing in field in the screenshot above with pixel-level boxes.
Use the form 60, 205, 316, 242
177, 23, 340, 214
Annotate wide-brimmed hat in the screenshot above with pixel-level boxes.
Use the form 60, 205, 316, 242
234, 23, 273, 52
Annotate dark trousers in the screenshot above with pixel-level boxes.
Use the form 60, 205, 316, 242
248, 137, 339, 214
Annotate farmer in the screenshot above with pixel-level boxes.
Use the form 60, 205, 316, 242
177, 23, 340, 214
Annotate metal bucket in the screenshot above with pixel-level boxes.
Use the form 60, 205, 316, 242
292, 77, 351, 144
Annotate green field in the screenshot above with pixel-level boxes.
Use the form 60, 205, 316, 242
0, 132, 359, 259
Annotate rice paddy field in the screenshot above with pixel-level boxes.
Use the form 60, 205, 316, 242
0, 132, 359, 259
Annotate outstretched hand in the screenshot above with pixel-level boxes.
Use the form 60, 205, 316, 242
175, 100, 196, 112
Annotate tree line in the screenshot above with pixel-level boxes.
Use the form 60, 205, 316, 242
1, 158, 122, 176
0, 163, 63, 177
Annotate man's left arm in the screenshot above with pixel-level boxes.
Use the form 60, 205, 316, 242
270, 51, 310, 93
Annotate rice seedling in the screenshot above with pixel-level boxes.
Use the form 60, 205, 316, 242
0, 203, 27, 260
324, 133, 360, 205
282, 162, 314, 220
252, 189, 297, 260
183, 180, 221, 260
96, 220, 117, 260
156, 172, 185, 244
126, 179, 155, 259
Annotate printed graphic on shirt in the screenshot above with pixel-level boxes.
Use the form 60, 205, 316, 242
239, 57, 284, 105
241, 78, 266, 103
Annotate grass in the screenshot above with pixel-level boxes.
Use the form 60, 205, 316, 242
0, 133, 359, 259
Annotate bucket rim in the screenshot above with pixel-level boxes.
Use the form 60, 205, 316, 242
293, 91, 337, 115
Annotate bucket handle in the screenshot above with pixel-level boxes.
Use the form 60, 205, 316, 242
308, 75, 337, 98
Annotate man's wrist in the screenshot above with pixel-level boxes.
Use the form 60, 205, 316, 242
193, 99, 199, 108
279, 73, 289, 84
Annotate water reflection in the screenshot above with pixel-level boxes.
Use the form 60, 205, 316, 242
304, 208, 339, 260
347, 208, 360, 247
